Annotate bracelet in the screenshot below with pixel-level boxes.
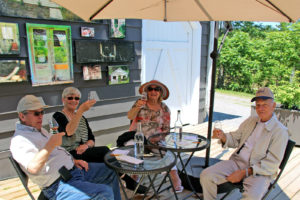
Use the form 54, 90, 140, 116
245, 168, 249, 177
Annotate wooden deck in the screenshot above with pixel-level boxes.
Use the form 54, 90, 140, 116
1, 121, 300, 200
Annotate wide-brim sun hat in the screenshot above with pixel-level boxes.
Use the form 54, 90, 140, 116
139, 80, 169, 100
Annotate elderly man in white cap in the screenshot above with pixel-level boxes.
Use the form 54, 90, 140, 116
10, 95, 121, 200
200, 87, 289, 200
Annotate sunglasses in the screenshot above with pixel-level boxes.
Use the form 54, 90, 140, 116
24, 110, 45, 117
67, 97, 80, 101
147, 87, 161, 92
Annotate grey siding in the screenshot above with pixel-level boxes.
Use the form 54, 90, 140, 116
0, 16, 142, 179
198, 22, 211, 123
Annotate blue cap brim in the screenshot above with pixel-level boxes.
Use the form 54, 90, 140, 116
251, 96, 273, 102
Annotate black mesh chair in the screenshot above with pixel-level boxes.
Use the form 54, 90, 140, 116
218, 139, 295, 200
9, 156, 48, 200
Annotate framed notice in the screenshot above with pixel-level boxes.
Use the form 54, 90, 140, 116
26, 23, 73, 86
83, 65, 102, 80
110, 19, 125, 38
108, 65, 129, 85
0, 60, 27, 83
75, 40, 135, 63
0, 22, 20, 55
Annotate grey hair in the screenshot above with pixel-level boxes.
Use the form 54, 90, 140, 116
62, 87, 81, 99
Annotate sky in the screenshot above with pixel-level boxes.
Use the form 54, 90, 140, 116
255, 22, 280, 28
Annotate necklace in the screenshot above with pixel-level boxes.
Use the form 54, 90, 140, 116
62, 109, 75, 121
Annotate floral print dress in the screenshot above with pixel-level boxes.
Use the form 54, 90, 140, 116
129, 101, 170, 138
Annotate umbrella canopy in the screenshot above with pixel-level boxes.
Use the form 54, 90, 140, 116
51, 0, 299, 168
52, 0, 300, 22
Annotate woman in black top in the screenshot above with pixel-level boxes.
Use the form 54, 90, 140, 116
53, 87, 146, 193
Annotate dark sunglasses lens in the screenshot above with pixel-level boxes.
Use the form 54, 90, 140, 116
67, 97, 80, 100
34, 110, 45, 116
148, 87, 161, 91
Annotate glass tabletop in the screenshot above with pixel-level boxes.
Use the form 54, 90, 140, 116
104, 145, 177, 175
148, 132, 209, 153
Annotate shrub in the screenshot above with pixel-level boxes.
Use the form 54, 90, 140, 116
271, 84, 300, 110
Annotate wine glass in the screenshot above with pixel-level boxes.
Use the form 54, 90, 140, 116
49, 118, 59, 134
88, 91, 97, 111
214, 120, 222, 130
140, 91, 147, 108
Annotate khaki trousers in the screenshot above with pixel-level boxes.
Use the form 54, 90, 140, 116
200, 159, 271, 200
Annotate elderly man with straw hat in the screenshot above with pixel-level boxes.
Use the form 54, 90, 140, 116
10, 95, 121, 200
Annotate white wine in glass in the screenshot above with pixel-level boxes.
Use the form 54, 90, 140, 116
214, 120, 222, 130
49, 118, 59, 134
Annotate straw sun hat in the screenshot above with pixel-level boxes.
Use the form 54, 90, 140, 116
139, 80, 169, 100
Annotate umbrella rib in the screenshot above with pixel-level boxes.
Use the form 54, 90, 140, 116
90, 0, 114, 21
194, 0, 213, 21
262, 0, 293, 22
164, 0, 167, 21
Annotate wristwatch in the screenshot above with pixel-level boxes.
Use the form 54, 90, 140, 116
245, 168, 248, 177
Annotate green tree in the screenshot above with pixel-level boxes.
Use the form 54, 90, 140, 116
217, 21, 300, 109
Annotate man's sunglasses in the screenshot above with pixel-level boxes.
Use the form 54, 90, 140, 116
24, 110, 45, 117
147, 87, 161, 92
67, 97, 80, 101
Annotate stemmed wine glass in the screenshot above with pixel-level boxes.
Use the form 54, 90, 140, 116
49, 118, 59, 134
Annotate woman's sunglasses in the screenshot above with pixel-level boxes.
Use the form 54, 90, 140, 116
147, 87, 161, 92
24, 110, 45, 117
67, 97, 80, 101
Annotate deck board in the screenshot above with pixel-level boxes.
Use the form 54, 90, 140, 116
0, 122, 299, 200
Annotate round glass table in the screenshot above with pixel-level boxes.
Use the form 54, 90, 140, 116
104, 145, 178, 199
148, 132, 210, 199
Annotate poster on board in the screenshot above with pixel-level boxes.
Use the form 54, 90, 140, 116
0, 22, 20, 55
83, 65, 102, 80
110, 19, 125, 38
81, 27, 95, 37
108, 65, 129, 85
26, 23, 73, 86
0, 60, 27, 83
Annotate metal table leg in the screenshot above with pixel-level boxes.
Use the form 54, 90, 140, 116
177, 152, 202, 199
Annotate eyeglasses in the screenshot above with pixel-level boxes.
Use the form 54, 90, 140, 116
24, 110, 45, 117
147, 87, 161, 92
67, 97, 80, 101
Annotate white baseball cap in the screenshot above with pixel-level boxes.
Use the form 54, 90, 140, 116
17, 95, 48, 113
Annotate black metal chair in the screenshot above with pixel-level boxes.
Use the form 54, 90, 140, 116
9, 156, 48, 200
218, 139, 295, 200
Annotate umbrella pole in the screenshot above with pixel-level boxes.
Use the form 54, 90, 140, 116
205, 21, 219, 168
205, 21, 232, 167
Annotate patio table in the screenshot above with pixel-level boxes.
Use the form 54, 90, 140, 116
148, 132, 209, 199
104, 145, 178, 200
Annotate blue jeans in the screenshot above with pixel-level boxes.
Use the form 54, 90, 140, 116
43, 163, 121, 200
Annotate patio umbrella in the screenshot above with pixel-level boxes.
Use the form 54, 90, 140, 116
52, 0, 299, 23
52, 0, 300, 166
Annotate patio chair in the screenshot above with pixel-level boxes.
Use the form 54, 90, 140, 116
218, 139, 295, 200
9, 156, 48, 200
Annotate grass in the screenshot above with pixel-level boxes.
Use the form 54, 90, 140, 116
215, 89, 254, 99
